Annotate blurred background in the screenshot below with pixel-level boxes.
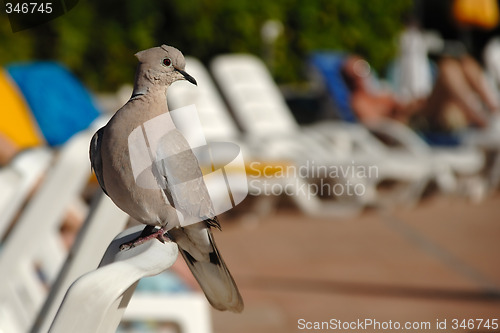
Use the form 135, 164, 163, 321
1, 0, 500, 332
1, 0, 411, 90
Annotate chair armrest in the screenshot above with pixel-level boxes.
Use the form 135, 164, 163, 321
49, 226, 178, 333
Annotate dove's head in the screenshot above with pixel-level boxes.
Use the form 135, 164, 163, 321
134, 45, 197, 88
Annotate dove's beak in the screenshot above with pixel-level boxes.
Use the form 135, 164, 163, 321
175, 68, 197, 86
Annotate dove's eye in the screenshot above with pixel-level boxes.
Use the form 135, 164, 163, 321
162, 58, 172, 67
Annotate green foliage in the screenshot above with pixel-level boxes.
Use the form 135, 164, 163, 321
0, 0, 412, 90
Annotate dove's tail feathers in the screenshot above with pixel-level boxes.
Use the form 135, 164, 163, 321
170, 223, 244, 313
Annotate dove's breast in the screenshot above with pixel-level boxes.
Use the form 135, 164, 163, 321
100, 98, 181, 228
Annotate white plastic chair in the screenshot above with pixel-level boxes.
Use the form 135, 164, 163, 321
121, 293, 212, 333
49, 225, 212, 333
310, 51, 487, 198
0, 121, 101, 333
168, 57, 241, 143
32, 191, 130, 333
49, 226, 179, 333
0, 147, 53, 240
210, 54, 435, 207
34, 192, 211, 333
0, 101, 214, 333
169, 57, 366, 216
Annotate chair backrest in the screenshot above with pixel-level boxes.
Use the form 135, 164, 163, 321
168, 57, 240, 142
309, 52, 357, 122
49, 226, 179, 333
0, 126, 96, 333
30, 163, 211, 333
0, 148, 53, 240
33, 191, 130, 333
0, 61, 103, 241
6, 62, 101, 147
211, 54, 300, 136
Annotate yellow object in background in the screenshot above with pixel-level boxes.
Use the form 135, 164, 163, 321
0, 70, 44, 149
453, 0, 500, 30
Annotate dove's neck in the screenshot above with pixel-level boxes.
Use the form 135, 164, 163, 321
132, 78, 165, 98
132, 65, 168, 100
131, 84, 167, 101
129, 72, 170, 118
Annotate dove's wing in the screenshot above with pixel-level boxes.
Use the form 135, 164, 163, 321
155, 129, 215, 223
157, 129, 243, 312
90, 127, 108, 195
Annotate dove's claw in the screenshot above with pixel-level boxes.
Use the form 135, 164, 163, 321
119, 225, 170, 251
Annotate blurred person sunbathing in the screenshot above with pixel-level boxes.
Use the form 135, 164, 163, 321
340, 55, 499, 133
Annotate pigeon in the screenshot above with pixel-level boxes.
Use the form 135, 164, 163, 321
89, 45, 243, 312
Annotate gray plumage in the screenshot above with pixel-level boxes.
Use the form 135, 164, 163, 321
90, 45, 243, 312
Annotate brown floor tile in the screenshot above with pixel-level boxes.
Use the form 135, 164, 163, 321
211, 193, 500, 333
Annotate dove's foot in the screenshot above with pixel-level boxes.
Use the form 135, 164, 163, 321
119, 225, 171, 251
